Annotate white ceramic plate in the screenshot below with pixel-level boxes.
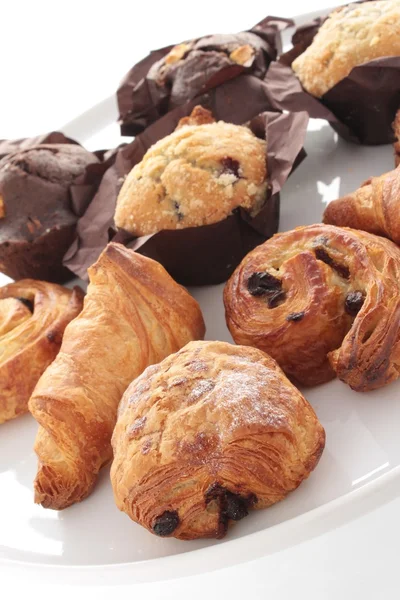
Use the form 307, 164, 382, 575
1, 8, 400, 590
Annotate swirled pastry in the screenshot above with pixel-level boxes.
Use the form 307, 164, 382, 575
224, 224, 400, 391
0, 280, 83, 424
111, 340, 325, 540
292, 1, 400, 98
323, 166, 400, 244
29, 243, 205, 510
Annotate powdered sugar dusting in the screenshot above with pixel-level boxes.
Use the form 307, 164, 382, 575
187, 379, 215, 404
214, 369, 289, 433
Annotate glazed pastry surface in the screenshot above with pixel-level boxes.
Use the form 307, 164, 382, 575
292, 1, 400, 97
114, 108, 267, 236
0, 280, 83, 423
111, 340, 325, 540
29, 243, 205, 510
323, 166, 400, 244
224, 224, 400, 391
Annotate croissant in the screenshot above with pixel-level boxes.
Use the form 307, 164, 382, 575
29, 243, 205, 510
0, 279, 83, 424
111, 340, 325, 540
323, 166, 400, 244
224, 224, 400, 391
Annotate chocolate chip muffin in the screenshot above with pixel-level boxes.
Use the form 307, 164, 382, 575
114, 108, 268, 236
0, 144, 100, 282
292, 1, 400, 98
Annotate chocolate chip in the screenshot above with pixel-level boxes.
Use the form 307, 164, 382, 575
224, 492, 249, 521
345, 291, 364, 316
221, 157, 240, 178
247, 271, 282, 296
173, 201, 184, 221
247, 272, 286, 307
205, 483, 256, 537
152, 511, 180, 537
16, 297, 34, 312
46, 330, 61, 344
286, 311, 305, 322
315, 247, 350, 279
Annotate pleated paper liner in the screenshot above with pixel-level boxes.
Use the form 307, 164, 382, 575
117, 15, 293, 135
64, 82, 308, 286
269, 0, 400, 145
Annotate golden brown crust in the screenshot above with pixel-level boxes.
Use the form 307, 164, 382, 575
29, 243, 205, 510
224, 224, 400, 391
393, 109, 400, 167
175, 106, 215, 129
0, 280, 84, 424
114, 112, 267, 236
111, 340, 325, 540
292, 1, 400, 97
323, 166, 400, 244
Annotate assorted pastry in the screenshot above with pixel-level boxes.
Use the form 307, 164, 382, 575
267, 0, 400, 145
117, 16, 292, 135
323, 165, 400, 243
3, 5, 400, 544
291, 1, 400, 99
224, 224, 400, 392
114, 106, 268, 236
0, 139, 104, 283
64, 103, 308, 286
0, 279, 84, 423
29, 243, 205, 509
111, 340, 325, 539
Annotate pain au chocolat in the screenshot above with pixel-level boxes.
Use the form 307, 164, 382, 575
111, 340, 325, 540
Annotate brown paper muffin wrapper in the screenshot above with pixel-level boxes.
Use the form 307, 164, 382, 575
272, 1, 400, 146
64, 84, 308, 286
117, 15, 293, 135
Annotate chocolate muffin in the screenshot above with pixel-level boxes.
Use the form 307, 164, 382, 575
117, 17, 291, 135
0, 143, 100, 282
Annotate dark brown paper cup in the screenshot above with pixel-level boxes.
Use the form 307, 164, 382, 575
273, 1, 400, 145
117, 16, 293, 136
64, 84, 308, 285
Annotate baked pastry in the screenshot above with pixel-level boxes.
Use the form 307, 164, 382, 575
323, 166, 400, 243
114, 108, 268, 236
29, 243, 205, 510
224, 224, 400, 391
111, 340, 325, 540
393, 109, 400, 167
117, 17, 289, 135
0, 280, 84, 424
0, 131, 77, 161
0, 143, 100, 282
292, 1, 400, 98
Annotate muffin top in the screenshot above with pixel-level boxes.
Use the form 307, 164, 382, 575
292, 0, 400, 98
114, 114, 268, 236
0, 144, 100, 241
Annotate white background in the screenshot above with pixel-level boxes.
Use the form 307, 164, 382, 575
1, 1, 396, 598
